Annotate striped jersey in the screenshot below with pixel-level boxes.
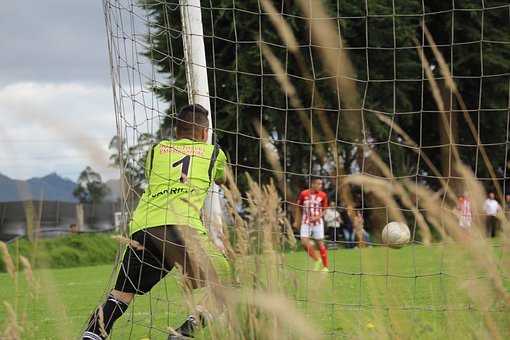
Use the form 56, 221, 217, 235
297, 189, 329, 225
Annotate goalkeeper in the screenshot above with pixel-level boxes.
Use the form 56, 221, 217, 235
82, 104, 230, 340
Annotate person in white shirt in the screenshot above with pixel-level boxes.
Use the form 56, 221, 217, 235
323, 201, 342, 242
483, 192, 501, 237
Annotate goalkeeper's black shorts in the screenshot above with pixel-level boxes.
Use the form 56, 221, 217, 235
114, 225, 230, 294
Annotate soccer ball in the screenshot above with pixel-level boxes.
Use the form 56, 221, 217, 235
381, 222, 410, 248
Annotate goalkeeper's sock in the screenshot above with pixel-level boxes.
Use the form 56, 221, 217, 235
83, 293, 129, 340
318, 243, 329, 268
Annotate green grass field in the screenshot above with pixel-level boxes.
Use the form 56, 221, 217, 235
1, 244, 509, 339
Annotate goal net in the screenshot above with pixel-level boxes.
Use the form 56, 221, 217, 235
102, 0, 510, 338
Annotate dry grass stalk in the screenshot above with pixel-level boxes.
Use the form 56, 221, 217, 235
260, 0, 338, 154
442, 167, 507, 339
147, 176, 304, 339
97, 305, 108, 338
365, 149, 434, 244
296, 0, 361, 121
229, 290, 322, 340
293, 0, 365, 210
258, 37, 356, 212
0, 242, 16, 280
296, 0, 358, 103
2, 302, 23, 340
111, 235, 144, 250
414, 28, 510, 335
346, 175, 405, 225
260, 0, 367, 215
8, 195, 72, 339
423, 24, 503, 202
456, 165, 510, 304
346, 160, 509, 337
252, 120, 286, 194
260, 0, 298, 53
258, 43, 318, 151
37, 274, 72, 340
245, 175, 294, 253
19, 255, 38, 296
222, 167, 250, 260
193, 176, 320, 340
413, 36, 461, 168
375, 112, 453, 201
242, 3, 509, 338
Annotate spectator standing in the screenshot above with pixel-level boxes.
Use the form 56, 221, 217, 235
456, 193, 472, 230
483, 192, 501, 237
352, 209, 370, 247
324, 201, 342, 243
341, 206, 369, 248
341, 207, 355, 248
69, 223, 79, 234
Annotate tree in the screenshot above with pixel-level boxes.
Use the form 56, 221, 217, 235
133, 0, 510, 196
108, 133, 157, 195
73, 166, 110, 204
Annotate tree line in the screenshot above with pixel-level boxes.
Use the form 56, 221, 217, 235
109, 0, 510, 213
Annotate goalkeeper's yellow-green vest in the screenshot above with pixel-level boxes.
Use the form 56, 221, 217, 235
129, 138, 227, 236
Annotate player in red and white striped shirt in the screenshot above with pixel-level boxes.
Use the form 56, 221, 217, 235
294, 178, 329, 272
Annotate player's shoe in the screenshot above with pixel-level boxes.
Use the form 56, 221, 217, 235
168, 315, 200, 339
168, 334, 193, 340
320, 267, 329, 273
313, 260, 323, 271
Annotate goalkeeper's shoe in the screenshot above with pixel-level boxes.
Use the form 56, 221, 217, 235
168, 334, 193, 340
321, 267, 329, 273
168, 315, 201, 339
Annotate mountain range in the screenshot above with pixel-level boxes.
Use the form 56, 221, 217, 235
0, 173, 120, 202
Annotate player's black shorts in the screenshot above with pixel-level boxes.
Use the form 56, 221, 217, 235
114, 225, 230, 294
114, 226, 183, 294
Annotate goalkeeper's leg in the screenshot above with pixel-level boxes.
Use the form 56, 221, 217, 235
82, 227, 175, 340
82, 291, 132, 340
147, 226, 230, 339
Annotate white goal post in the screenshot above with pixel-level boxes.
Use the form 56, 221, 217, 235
180, 0, 225, 248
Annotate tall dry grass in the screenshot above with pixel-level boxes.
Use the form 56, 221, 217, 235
2, 1, 509, 339
166, 161, 509, 339
219, 1, 509, 338
173, 171, 328, 340
0, 199, 72, 339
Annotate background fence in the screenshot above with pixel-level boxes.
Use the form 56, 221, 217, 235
0, 200, 122, 242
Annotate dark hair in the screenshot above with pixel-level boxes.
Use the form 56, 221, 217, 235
176, 104, 210, 134
311, 177, 322, 183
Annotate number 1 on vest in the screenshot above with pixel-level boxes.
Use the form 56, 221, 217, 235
172, 155, 191, 183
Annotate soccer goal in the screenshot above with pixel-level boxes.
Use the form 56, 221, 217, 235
102, 1, 510, 338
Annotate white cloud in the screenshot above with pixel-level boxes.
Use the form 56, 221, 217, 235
0, 82, 119, 181
0, 1, 109, 86
0, 1, 167, 181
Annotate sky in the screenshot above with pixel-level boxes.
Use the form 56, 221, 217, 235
0, 1, 119, 181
